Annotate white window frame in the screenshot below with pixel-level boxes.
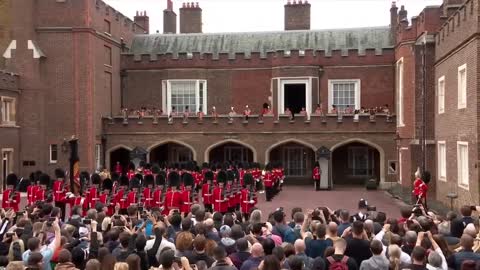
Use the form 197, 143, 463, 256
278, 78, 313, 116
437, 141, 446, 182
328, 79, 361, 113
49, 144, 58, 164
437, 76, 445, 114
164, 80, 207, 115
396, 58, 404, 127
457, 64, 467, 109
2, 148, 14, 188
457, 141, 469, 190
398, 147, 408, 184
95, 144, 101, 170
1, 96, 16, 125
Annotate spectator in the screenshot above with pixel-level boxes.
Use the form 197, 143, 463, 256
344, 221, 372, 266
22, 218, 61, 270
259, 255, 281, 270
426, 251, 443, 270
54, 249, 79, 270
337, 210, 351, 236
447, 234, 480, 270
272, 246, 290, 270
219, 225, 236, 255
186, 235, 215, 267
388, 245, 403, 270
112, 262, 128, 270
272, 210, 294, 242
405, 246, 428, 270
359, 240, 388, 270
229, 238, 251, 269
293, 239, 313, 270
26, 252, 43, 270
85, 259, 101, 270
326, 222, 340, 242
402, 231, 418, 256
145, 226, 176, 262
325, 238, 357, 270
210, 246, 236, 270
303, 222, 333, 259
240, 243, 263, 270
125, 254, 140, 270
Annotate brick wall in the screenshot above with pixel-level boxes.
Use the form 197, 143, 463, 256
284, 2, 311, 30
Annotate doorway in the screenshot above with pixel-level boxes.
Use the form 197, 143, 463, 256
284, 84, 306, 114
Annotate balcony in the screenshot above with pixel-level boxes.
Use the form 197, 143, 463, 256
103, 113, 396, 134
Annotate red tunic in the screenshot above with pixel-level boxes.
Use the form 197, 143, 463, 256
115, 188, 128, 209
127, 171, 135, 180
142, 187, 153, 208
87, 187, 99, 209
152, 187, 163, 209
27, 185, 39, 206
240, 188, 255, 214
163, 190, 181, 215
127, 190, 138, 207
34, 187, 46, 202
213, 187, 228, 213
53, 180, 67, 202
413, 178, 428, 198
202, 184, 213, 205
238, 169, 245, 186
180, 189, 193, 214
115, 164, 122, 175
2, 189, 20, 211
313, 167, 320, 180
264, 172, 273, 188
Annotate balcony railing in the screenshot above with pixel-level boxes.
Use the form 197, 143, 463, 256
103, 113, 396, 134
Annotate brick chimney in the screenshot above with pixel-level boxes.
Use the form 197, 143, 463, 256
284, 0, 311, 31
398, 5, 408, 27
180, 2, 202, 34
443, 0, 465, 17
390, 2, 398, 43
134, 11, 150, 34
164, 0, 177, 34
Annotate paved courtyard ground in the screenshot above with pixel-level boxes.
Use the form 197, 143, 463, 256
254, 185, 408, 219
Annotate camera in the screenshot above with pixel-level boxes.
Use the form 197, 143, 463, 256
141, 214, 148, 220
114, 215, 120, 219
138, 206, 144, 213
367, 206, 377, 212
84, 219, 91, 225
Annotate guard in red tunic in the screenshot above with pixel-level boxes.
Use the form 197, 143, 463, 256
86, 173, 101, 210
35, 173, 50, 202
263, 164, 274, 202
2, 174, 20, 212
313, 161, 321, 191
202, 170, 214, 213
27, 175, 39, 207
116, 175, 129, 214
128, 177, 141, 207
127, 168, 135, 180
143, 174, 154, 208
163, 171, 181, 215
213, 170, 228, 214
226, 170, 236, 212
180, 172, 195, 216
412, 168, 430, 208
99, 178, 114, 215
144, 164, 153, 177
241, 173, 256, 218
152, 172, 166, 210
114, 162, 123, 175
252, 163, 263, 193
53, 169, 68, 216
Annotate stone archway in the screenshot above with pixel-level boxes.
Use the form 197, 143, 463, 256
147, 141, 196, 165
205, 139, 256, 164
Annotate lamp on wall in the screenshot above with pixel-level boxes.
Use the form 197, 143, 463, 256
61, 138, 69, 153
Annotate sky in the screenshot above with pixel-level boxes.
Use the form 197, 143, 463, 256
103, 0, 443, 33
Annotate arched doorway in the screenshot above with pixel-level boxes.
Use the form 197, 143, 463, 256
207, 142, 254, 164
267, 140, 315, 184
109, 147, 131, 174
149, 142, 194, 165
332, 141, 380, 185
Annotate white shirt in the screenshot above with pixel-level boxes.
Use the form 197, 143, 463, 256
374, 230, 411, 265
145, 237, 176, 261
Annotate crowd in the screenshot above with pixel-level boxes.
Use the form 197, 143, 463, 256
1, 165, 480, 270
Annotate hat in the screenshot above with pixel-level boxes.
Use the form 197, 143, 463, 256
156, 172, 166, 186
168, 171, 180, 187
91, 173, 101, 185
119, 175, 129, 186
204, 171, 214, 181
226, 170, 235, 182
6, 174, 18, 186
422, 171, 431, 184
144, 174, 154, 187
152, 164, 161, 175
102, 178, 113, 190
314, 161, 319, 167
135, 173, 143, 181
183, 173, 194, 187
219, 225, 231, 237
358, 199, 368, 209
217, 170, 227, 184
111, 172, 120, 183
54, 169, 65, 179
130, 177, 141, 189
243, 173, 254, 186
39, 173, 51, 186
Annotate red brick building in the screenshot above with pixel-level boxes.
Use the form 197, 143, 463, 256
0, 0, 477, 205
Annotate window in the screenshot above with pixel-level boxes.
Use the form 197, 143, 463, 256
2, 149, 13, 189
104, 46, 112, 66
104, 19, 111, 34
49, 144, 58, 163
437, 141, 446, 181
396, 58, 404, 126
347, 146, 375, 176
457, 142, 469, 189
166, 80, 207, 114
398, 147, 408, 184
1, 97, 15, 125
458, 64, 467, 109
283, 147, 308, 176
328, 79, 361, 112
95, 144, 101, 170
105, 72, 112, 98
438, 76, 445, 114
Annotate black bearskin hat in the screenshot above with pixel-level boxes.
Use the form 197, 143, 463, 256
152, 164, 161, 175
130, 177, 141, 189
135, 173, 144, 182
102, 178, 113, 191
54, 168, 65, 179
265, 163, 272, 171
144, 174, 154, 187
243, 173, 254, 186
204, 171, 214, 182
139, 161, 146, 168
314, 161, 319, 167
227, 170, 235, 182
39, 173, 51, 186
120, 175, 129, 186
80, 172, 90, 183
168, 171, 180, 187
91, 173, 101, 185
155, 172, 166, 186
145, 163, 151, 170
422, 171, 431, 184
111, 172, 120, 183
202, 162, 209, 169
217, 170, 227, 184
183, 173, 194, 187
6, 173, 18, 186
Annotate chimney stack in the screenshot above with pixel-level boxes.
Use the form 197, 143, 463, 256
284, 0, 311, 31
134, 11, 150, 34
390, 2, 398, 43
163, 0, 177, 33
180, 2, 202, 33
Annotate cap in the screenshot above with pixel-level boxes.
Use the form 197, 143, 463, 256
219, 225, 231, 237
151, 164, 161, 175
111, 172, 120, 183
204, 171, 214, 181
226, 170, 235, 182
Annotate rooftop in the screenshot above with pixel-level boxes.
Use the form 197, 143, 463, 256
129, 26, 394, 59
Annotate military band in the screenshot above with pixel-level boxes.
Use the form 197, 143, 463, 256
2, 161, 286, 219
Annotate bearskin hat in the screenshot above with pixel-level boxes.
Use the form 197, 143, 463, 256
6, 173, 18, 186
422, 171, 431, 184
135, 173, 144, 182
265, 163, 272, 171
91, 173, 101, 185
155, 172, 166, 186
130, 177, 141, 189
102, 178, 113, 191
144, 174, 154, 187
217, 170, 227, 184
145, 163, 151, 170
243, 173, 254, 186
54, 168, 65, 179
202, 162, 209, 169
226, 170, 235, 182
39, 173, 51, 186
80, 172, 90, 183
168, 171, 180, 187
119, 175, 129, 186
314, 161, 319, 167
204, 171, 214, 182
111, 172, 120, 183
139, 161, 146, 168
152, 164, 161, 175
183, 173, 194, 187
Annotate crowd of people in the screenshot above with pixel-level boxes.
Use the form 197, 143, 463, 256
0, 162, 479, 270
